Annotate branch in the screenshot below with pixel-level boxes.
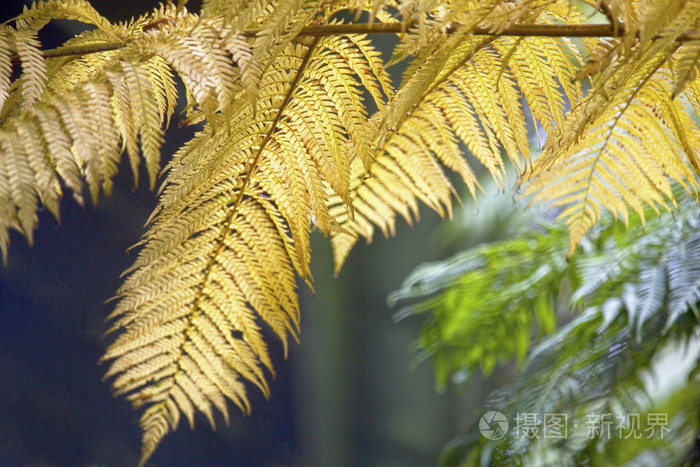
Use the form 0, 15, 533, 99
12, 20, 700, 65
10, 21, 621, 64
289, 22, 619, 37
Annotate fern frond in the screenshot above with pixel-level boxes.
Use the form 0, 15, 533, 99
146, 15, 237, 124
78, 81, 121, 197
201, 0, 268, 31
398, 186, 700, 466
33, 103, 84, 205
391, 224, 566, 383
525, 65, 700, 256
0, 30, 13, 113
389, 0, 501, 64
102, 27, 390, 462
332, 31, 581, 272
251, 0, 322, 67
0, 4, 206, 250
222, 32, 262, 104
12, 29, 47, 111
1, 128, 39, 245
575, 37, 621, 82
672, 40, 700, 97
121, 60, 165, 190
492, 36, 566, 135
666, 228, 700, 329
11, 0, 114, 34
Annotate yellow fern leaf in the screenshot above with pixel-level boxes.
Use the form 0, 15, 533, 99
122, 60, 165, 189
13, 0, 114, 35
145, 56, 178, 129
222, 32, 262, 104
77, 81, 120, 196
332, 28, 582, 272
33, 103, 84, 205
672, 40, 700, 97
12, 29, 46, 111
0, 30, 12, 113
102, 30, 389, 462
525, 67, 699, 256
492, 37, 566, 136
14, 118, 62, 219
252, 0, 322, 65
1, 126, 41, 246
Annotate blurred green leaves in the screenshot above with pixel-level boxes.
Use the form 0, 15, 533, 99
392, 182, 700, 465
389, 225, 567, 385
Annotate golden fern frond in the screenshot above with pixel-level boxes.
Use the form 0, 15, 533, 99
0, 30, 12, 112
588, 0, 700, 82
11, 28, 47, 112
0, 5, 205, 255
103, 29, 387, 463
145, 14, 238, 124
201, 0, 268, 31
389, 0, 501, 66
492, 35, 582, 136
524, 66, 700, 256
332, 29, 581, 272
637, 0, 700, 50
575, 37, 622, 82
251, 0, 322, 67
1, 126, 41, 248
124, 60, 165, 189
104, 69, 308, 467
11, 0, 114, 34
41, 29, 123, 95
672, 40, 700, 97
76, 80, 121, 199
222, 32, 262, 104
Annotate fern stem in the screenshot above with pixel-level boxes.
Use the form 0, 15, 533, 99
9, 41, 126, 64
234, 36, 321, 216
9, 22, 633, 65
180, 35, 320, 378
279, 22, 620, 38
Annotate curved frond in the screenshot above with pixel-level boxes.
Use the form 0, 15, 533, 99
525, 66, 700, 256
11, 0, 114, 34
102, 30, 388, 463
331, 28, 581, 273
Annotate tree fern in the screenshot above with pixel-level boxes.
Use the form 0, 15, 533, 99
5, 0, 700, 464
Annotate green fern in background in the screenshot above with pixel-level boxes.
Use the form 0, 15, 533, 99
392, 185, 700, 465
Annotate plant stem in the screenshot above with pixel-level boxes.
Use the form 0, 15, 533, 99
10, 21, 623, 64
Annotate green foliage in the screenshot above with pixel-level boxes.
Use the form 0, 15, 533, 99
393, 186, 700, 465
389, 222, 567, 385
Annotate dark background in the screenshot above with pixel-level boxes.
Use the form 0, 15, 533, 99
0, 2, 487, 465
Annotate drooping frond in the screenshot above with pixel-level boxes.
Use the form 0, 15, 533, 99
102, 31, 387, 464
7, 27, 47, 113
0, 4, 267, 259
331, 10, 582, 273
525, 64, 700, 256
671, 39, 700, 97
11, 0, 114, 34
